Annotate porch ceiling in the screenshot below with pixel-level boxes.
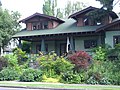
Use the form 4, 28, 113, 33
13, 19, 101, 38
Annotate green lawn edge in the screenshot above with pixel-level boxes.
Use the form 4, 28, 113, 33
0, 81, 120, 90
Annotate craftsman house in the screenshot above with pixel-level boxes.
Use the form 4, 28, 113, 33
13, 6, 120, 56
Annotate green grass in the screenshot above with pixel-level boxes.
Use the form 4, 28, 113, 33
0, 81, 120, 90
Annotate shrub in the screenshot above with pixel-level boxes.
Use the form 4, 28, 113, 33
53, 57, 74, 75
93, 46, 107, 61
37, 53, 56, 77
19, 68, 42, 82
0, 56, 8, 71
86, 76, 111, 85
99, 77, 111, 85
68, 51, 92, 71
37, 51, 74, 77
42, 74, 59, 83
5, 54, 18, 67
0, 67, 19, 81
21, 41, 31, 53
86, 76, 99, 84
86, 59, 119, 85
61, 71, 82, 84
13, 48, 28, 65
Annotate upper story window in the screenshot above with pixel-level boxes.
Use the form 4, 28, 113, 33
83, 17, 89, 26
31, 21, 48, 30
42, 21, 48, 29
32, 23, 37, 30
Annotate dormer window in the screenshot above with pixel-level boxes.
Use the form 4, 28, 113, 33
19, 13, 64, 31
32, 23, 38, 30
84, 17, 89, 26
42, 21, 48, 29
33, 25, 37, 30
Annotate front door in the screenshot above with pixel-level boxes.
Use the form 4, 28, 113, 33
60, 43, 66, 56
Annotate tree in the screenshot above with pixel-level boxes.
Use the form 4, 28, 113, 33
42, 0, 86, 18
0, 7, 21, 55
43, 0, 64, 18
64, 1, 86, 17
43, 0, 58, 16
56, 8, 63, 18
86, 0, 120, 24
96, 0, 114, 11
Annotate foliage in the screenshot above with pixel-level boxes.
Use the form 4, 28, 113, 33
0, 67, 19, 81
37, 51, 56, 77
93, 46, 106, 61
64, 1, 86, 17
19, 68, 42, 82
61, 71, 82, 84
37, 51, 74, 78
87, 9, 109, 24
87, 0, 117, 26
96, 0, 114, 11
5, 54, 18, 67
43, 0, 62, 18
21, 41, 31, 53
86, 60, 111, 85
13, 48, 28, 65
68, 51, 92, 71
42, 0, 86, 18
0, 56, 8, 71
53, 57, 74, 75
42, 74, 59, 83
107, 43, 120, 59
5, 54, 24, 75
0, 7, 21, 54
107, 59, 120, 85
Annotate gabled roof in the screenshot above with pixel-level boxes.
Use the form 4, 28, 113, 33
68, 6, 97, 20
96, 18, 120, 32
13, 19, 101, 38
68, 6, 118, 20
19, 12, 64, 23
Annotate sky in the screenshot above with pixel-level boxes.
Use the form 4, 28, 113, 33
1, 0, 119, 20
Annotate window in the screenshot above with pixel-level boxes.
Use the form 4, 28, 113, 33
32, 21, 49, 30
113, 36, 120, 46
84, 40, 97, 49
32, 23, 38, 30
42, 21, 48, 29
84, 18, 89, 26
33, 25, 37, 30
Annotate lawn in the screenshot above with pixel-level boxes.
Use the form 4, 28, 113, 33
0, 81, 120, 90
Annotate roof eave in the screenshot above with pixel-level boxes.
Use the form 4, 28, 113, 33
19, 13, 65, 23
68, 6, 97, 19
96, 19, 120, 32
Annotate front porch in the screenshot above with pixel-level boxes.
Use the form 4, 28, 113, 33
18, 31, 104, 56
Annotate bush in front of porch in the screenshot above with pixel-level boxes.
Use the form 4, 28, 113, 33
0, 47, 120, 85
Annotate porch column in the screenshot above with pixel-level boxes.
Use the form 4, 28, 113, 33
41, 38, 46, 52
70, 36, 74, 51
18, 38, 22, 48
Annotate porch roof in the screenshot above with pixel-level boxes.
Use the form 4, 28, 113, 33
13, 19, 101, 38
96, 18, 120, 32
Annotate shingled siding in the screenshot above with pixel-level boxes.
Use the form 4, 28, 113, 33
77, 18, 84, 26
26, 23, 32, 30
